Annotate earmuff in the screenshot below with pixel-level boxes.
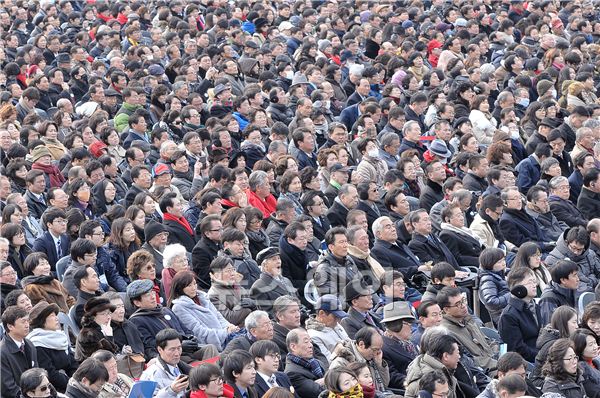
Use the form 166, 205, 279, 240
269, 89, 279, 104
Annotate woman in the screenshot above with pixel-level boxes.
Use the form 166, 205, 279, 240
1, 203, 23, 228
542, 338, 587, 398
27, 301, 78, 392
469, 94, 497, 145
30, 145, 65, 189
355, 138, 388, 189
571, 328, 600, 398
124, 205, 146, 243
457, 133, 480, 154
0, 262, 20, 311
398, 157, 421, 199
324, 367, 363, 398
520, 102, 547, 140
486, 141, 514, 167
1, 223, 32, 279
207, 257, 252, 327
53, 110, 76, 141
317, 148, 339, 192
39, 121, 67, 161
100, 126, 126, 165
511, 243, 551, 297
5, 159, 28, 194
407, 53, 429, 83
102, 292, 145, 359
75, 297, 119, 361
439, 203, 484, 268
531, 306, 579, 388
278, 171, 304, 216
243, 207, 270, 259
170, 271, 239, 351
132, 192, 161, 224
91, 349, 134, 398
91, 179, 117, 218
108, 218, 141, 283
21, 252, 74, 312
18, 368, 61, 398
247, 170, 277, 219
127, 249, 165, 306
66, 178, 93, 220
161, 243, 190, 300
478, 248, 510, 325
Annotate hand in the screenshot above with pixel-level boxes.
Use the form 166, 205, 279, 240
122, 345, 133, 355
100, 323, 113, 337
373, 349, 383, 366
455, 271, 470, 279
227, 324, 240, 334
194, 159, 203, 176
171, 376, 189, 393
315, 378, 325, 386
61, 82, 70, 91
240, 298, 257, 310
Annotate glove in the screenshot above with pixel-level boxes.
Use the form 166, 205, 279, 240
240, 298, 257, 310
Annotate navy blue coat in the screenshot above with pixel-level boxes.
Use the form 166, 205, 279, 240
32, 232, 70, 271
499, 209, 549, 250
339, 103, 359, 131
382, 335, 418, 390
515, 155, 541, 194
254, 372, 297, 398
408, 234, 459, 269
371, 239, 421, 279
498, 297, 541, 362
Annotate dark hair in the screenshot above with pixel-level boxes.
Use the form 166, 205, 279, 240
551, 306, 578, 338
481, 194, 504, 212
70, 238, 97, 262
427, 334, 459, 359
511, 242, 542, 271
189, 363, 222, 390
73, 266, 93, 290
479, 248, 505, 270
156, 328, 182, 349
72, 358, 110, 384
497, 352, 526, 374
565, 226, 589, 246
41, 207, 67, 228
23, 252, 49, 276
436, 286, 462, 309
571, 328, 595, 359
324, 226, 347, 246
497, 374, 527, 395
550, 260, 579, 284
355, 326, 380, 349
168, 270, 196, 306
2, 305, 28, 329
20, 368, 51, 396
542, 338, 577, 381
221, 227, 246, 243
418, 369, 448, 393
431, 262, 456, 283
582, 302, 600, 329
248, 340, 280, 359
223, 349, 254, 384
324, 367, 358, 394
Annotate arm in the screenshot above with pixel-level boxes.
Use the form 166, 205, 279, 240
172, 305, 227, 349
130, 318, 158, 359
36, 348, 70, 392
313, 265, 336, 296
192, 245, 211, 290
208, 292, 251, 327
287, 372, 325, 398
499, 218, 529, 247
478, 278, 510, 312
538, 298, 558, 327
1, 355, 21, 398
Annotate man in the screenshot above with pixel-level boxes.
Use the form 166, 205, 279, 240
404, 334, 461, 398
378, 132, 401, 170
140, 329, 190, 398
323, 164, 350, 206
384, 187, 411, 225
124, 165, 152, 209
220, 228, 261, 289
399, 121, 426, 159
285, 328, 329, 398
548, 176, 588, 227
279, 222, 310, 295
417, 370, 450, 398
515, 143, 552, 194
412, 300, 443, 346
266, 198, 295, 248
477, 352, 540, 398
408, 209, 460, 268
185, 363, 225, 398
500, 186, 553, 251
0, 306, 38, 398
438, 286, 498, 371
404, 93, 428, 133
249, 340, 295, 397
326, 184, 359, 227
462, 155, 489, 194
271, 296, 306, 360
142, 220, 169, 276
62, 237, 103, 297
525, 185, 566, 242
294, 128, 318, 170
250, 247, 297, 312
589, 219, 600, 259
24, 170, 48, 220
420, 160, 446, 212
525, 117, 553, 155
571, 126, 596, 161
380, 106, 406, 139
341, 279, 384, 338
64, 358, 109, 398
301, 191, 331, 241
498, 268, 541, 363
306, 294, 349, 362
192, 215, 222, 290
578, 168, 600, 220
122, 109, 150, 149
114, 87, 145, 134
161, 193, 197, 252
371, 216, 423, 278
569, 152, 595, 203
222, 350, 257, 398
538, 260, 579, 326
32, 208, 70, 270
314, 227, 361, 297
222, 310, 274, 355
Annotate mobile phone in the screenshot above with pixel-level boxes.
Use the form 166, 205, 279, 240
177, 374, 188, 381
198, 155, 207, 164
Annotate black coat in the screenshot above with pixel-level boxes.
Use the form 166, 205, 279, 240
382, 335, 418, 390
497, 297, 541, 362
356, 200, 384, 232
408, 234, 460, 269
25, 190, 47, 220
0, 335, 38, 398
34, 344, 78, 392
499, 208, 549, 250
462, 173, 488, 194
439, 229, 483, 268
370, 239, 421, 278
578, 187, 600, 221
254, 371, 297, 398
285, 357, 327, 398
250, 272, 297, 312
111, 319, 145, 359
32, 231, 70, 271
191, 237, 221, 290
549, 195, 588, 227
164, 218, 197, 252
279, 236, 309, 292
326, 200, 349, 227
419, 180, 444, 212
340, 307, 384, 339
311, 216, 331, 242
124, 184, 146, 209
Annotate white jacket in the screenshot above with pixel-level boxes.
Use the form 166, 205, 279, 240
469, 110, 497, 146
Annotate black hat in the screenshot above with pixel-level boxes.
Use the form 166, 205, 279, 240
572, 106, 591, 117
145, 220, 167, 242
55, 53, 71, 64
344, 279, 373, 303
330, 163, 349, 174
29, 301, 60, 329
256, 247, 280, 265
83, 297, 116, 317
244, 40, 259, 50
539, 117, 555, 128
104, 87, 121, 98
254, 18, 269, 30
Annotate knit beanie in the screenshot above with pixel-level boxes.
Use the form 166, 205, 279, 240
536, 80, 554, 97
144, 220, 167, 242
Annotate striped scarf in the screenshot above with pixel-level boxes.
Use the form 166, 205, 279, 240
286, 353, 324, 378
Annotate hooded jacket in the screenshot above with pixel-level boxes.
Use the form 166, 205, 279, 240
530, 325, 561, 387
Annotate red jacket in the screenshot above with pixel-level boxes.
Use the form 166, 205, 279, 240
246, 189, 276, 219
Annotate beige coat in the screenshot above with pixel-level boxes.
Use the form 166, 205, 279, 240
404, 354, 458, 398
441, 314, 498, 371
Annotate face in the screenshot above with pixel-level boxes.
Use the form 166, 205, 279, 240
421, 304, 443, 328
278, 303, 301, 329
135, 290, 157, 309
291, 330, 314, 358
0, 265, 18, 285
8, 316, 30, 339
377, 218, 398, 242
250, 316, 274, 340
235, 362, 256, 388
358, 334, 383, 361
413, 212, 432, 235
27, 375, 52, 398
183, 279, 198, 298
356, 366, 373, 387
505, 190, 522, 210
338, 373, 358, 392
561, 271, 580, 290
32, 258, 52, 276
444, 293, 469, 319
563, 347, 578, 375
158, 338, 183, 366
122, 222, 137, 243
442, 343, 461, 370
110, 298, 125, 323
137, 261, 156, 280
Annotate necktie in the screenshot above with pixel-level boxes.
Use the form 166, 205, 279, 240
242, 392, 248, 398
56, 239, 62, 258
173, 366, 180, 377
20, 344, 25, 353
269, 375, 277, 386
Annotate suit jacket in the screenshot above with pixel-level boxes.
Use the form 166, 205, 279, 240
254, 372, 296, 398
549, 195, 588, 227
124, 184, 147, 209
370, 239, 421, 278
408, 234, 460, 269
356, 200, 383, 232
164, 219, 197, 252
439, 229, 482, 268
419, 180, 444, 212
323, 184, 339, 207
32, 231, 70, 271
250, 272, 297, 313
311, 216, 330, 242
24, 190, 47, 220
285, 357, 327, 398
577, 187, 600, 221
0, 335, 38, 398
192, 237, 221, 290
326, 200, 349, 227
340, 307, 384, 339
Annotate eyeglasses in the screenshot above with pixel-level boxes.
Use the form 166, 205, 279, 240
446, 298, 468, 308
209, 377, 224, 384
563, 355, 579, 362
53, 219, 67, 224
266, 352, 281, 360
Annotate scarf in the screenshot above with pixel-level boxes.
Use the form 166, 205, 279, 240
163, 212, 193, 235
328, 384, 364, 398
27, 328, 70, 352
31, 162, 65, 188
347, 245, 385, 279
287, 353, 324, 378
384, 330, 419, 357
479, 210, 506, 244
66, 378, 97, 398
440, 222, 484, 245
361, 384, 375, 398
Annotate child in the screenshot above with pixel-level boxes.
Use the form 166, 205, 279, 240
347, 363, 385, 398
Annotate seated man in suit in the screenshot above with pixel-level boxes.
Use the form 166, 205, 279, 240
249, 340, 296, 398
32, 207, 70, 271
407, 209, 460, 269
326, 184, 359, 227
221, 310, 274, 357
285, 328, 329, 398
340, 279, 384, 339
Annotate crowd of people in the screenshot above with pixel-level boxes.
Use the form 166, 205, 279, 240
1, 0, 600, 397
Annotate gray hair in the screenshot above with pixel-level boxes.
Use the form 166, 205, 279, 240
372, 216, 391, 237
244, 310, 270, 330
594, 141, 600, 156
101, 291, 122, 302
172, 81, 187, 92
0, 237, 9, 246
248, 170, 268, 191
163, 244, 187, 268
453, 189, 472, 203
273, 295, 300, 321
286, 327, 307, 351
583, 118, 600, 129
500, 186, 520, 202
276, 198, 295, 214
575, 127, 593, 142
380, 132, 400, 147
402, 120, 420, 136
159, 140, 176, 154
420, 326, 450, 354
338, 183, 355, 198
541, 157, 560, 172
268, 140, 286, 154
347, 225, 365, 245
549, 175, 569, 190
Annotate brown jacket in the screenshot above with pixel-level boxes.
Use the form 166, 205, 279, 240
22, 275, 75, 313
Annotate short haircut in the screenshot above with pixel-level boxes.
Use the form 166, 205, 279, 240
221, 227, 246, 243
431, 262, 456, 283
42, 207, 67, 227
159, 192, 178, 213
565, 225, 589, 246
200, 214, 221, 235
2, 305, 28, 330
506, 267, 535, 289
417, 300, 440, 318
73, 266, 93, 290
479, 248, 505, 271
189, 363, 222, 390
273, 295, 300, 321
223, 350, 254, 384
249, 340, 280, 359
550, 260, 579, 284
245, 310, 270, 330
156, 328, 182, 349
497, 374, 527, 395
355, 326, 380, 348
427, 334, 459, 360
583, 168, 600, 188
436, 286, 463, 309
497, 352, 526, 374
72, 358, 109, 384
70, 238, 97, 262
324, 226, 347, 246
419, 369, 448, 393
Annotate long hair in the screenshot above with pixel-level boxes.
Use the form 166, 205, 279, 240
542, 338, 579, 381
108, 217, 141, 250
551, 306, 577, 338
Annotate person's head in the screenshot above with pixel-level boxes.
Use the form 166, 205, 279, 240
437, 286, 468, 319
507, 267, 537, 299
70, 238, 97, 265
582, 302, 600, 336
564, 226, 589, 257
427, 334, 461, 369
20, 368, 55, 398
431, 262, 456, 286
339, 184, 359, 209
223, 349, 256, 388
286, 328, 313, 359
501, 186, 523, 211
550, 260, 580, 290
128, 279, 157, 309
23, 252, 51, 277
200, 214, 222, 242
549, 175, 571, 200
245, 310, 274, 340
42, 207, 68, 236
481, 194, 504, 221
325, 227, 349, 259
71, 358, 109, 394
551, 306, 579, 337
156, 328, 183, 365
479, 247, 506, 272
273, 295, 301, 329
2, 305, 30, 339
417, 300, 443, 329
324, 367, 359, 394
249, 340, 281, 375
209, 257, 237, 284
109, 217, 139, 249
5, 290, 32, 313
543, 338, 579, 378
189, 363, 224, 398
91, 350, 119, 385
571, 328, 599, 361
410, 209, 432, 236
513, 242, 542, 271
284, 222, 308, 250
418, 369, 449, 397
372, 216, 397, 243
497, 374, 527, 398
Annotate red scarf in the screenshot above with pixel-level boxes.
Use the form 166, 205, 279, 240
190, 384, 235, 398
220, 198, 239, 209
163, 213, 194, 235
31, 162, 65, 188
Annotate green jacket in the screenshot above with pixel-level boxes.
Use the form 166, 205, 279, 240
114, 102, 143, 133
